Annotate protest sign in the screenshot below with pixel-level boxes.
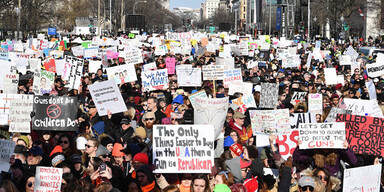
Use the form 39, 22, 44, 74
64, 56, 83, 90
0, 94, 21, 125
259, 83, 279, 109
336, 114, 384, 156
0, 140, 15, 172
165, 57, 176, 75
141, 69, 169, 92
247, 60, 258, 69
193, 97, 228, 138
282, 55, 301, 68
143, 62, 157, 71
339, 55, 352, 65
43, 58, 56, 72
153, 125, 214, 173
228, 82, 253, 96
308, 94, 322, 114
366, 62, 384, 77
124, 48, 143, 65
223, 69, 242, 88
84, 47, 99, 58
216, 57, 235, 69
231, 94, 256, 113
89, 80, 127, 116
176, 65, 202, 87
88, 60, 102, 74
106, 64, 137, 85
277, 113, 317, 160
343, 164, 381, 192
324, 68, 338, 85
306, 53, 312, 69
343, 98, 383, 117
32, 96, 78, 131
325, 107, 351, 122
202, 65, 225, 80
33, 70, 55, 95
366, 80, 377, 100
34, 166, 63, 192
290, 92, 307, 105
188, 90, 207, 109
249, 109, 290, 135
298, 122, 346, 149
3, 73, 19, 94
155, 45, 168, 56
72, 46, 84, 57
9, 94, 34, 133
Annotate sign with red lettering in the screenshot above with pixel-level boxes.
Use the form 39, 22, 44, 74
298, 122, 346, 149
34, 166, 63, 192
336, 114, 384, 156
153, 125, 214, 173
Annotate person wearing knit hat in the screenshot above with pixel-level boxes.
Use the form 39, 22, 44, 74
99, 134, 115, 152
27, 146, 44, 166
49, 145, 63, 157
14, 144, 28, 164
132, 153, 149, 169
134, 127, 147, 141
17, 135, 30, 148
112, 143, 126, 167
136, 165, 160, 192
51, 152, 65, 167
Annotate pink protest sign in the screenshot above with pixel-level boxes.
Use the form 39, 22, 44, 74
165, 57, 176, 75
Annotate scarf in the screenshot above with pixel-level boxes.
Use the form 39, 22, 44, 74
179, 184, 191, 192
141, 181, 155, 192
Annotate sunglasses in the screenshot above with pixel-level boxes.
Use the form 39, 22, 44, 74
318, 175, 328, 181
59, 140, 69, 144
102, 154, 111, 158
144, 118, 154, 121
27, 182, 34, 187
171, 118, 181, 121
85, 144, 93, 148
300, 186, 314, 191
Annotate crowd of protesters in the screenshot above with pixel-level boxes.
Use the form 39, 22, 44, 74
0, 32, 384, 192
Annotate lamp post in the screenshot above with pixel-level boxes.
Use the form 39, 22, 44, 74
307, 0, 310, 42
313, 16, 317, 38
340, 15, 345, 40
133, 0, 147, 15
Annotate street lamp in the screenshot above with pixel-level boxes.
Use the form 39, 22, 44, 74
313, 16, 317, 38
133, 0, 147, 15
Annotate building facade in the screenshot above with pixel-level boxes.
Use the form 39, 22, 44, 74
201, 0, 220, 20
160, 0, 170, 10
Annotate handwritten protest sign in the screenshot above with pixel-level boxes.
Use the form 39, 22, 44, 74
3, 73, 19, 94
106, 64, 137, 85
64, 56, 83, 90
0, 140, 15, 172
89, 80, 127, 116
366, 62, 384, 77
290, 92, 307, 105
308, 94, 322, 114
228, 82, 253, 96
336, 114, 384, 156
223, 69, 242, 88
9, 94, 34, 133
155, 45, 168, 56
298, 122, 345, 149
188, 90, 207, 109
176, 66, 202, 87
259, 83, 279, 108
141, 69, 169, 92
250, 109, 290, 135
343, 164, 381, 192
231, 94, 256, 113
343, 98, 383, 117
193, 97, 228, 138
216, 57, 235, 69
277, 113, 317, 160
202, 65, 225, 80
124, 48, 143, 65
324, 68, 338, 85
153, 125, 214, 173
339, 55, 352, 65
325, 107, 351, 122
32, 96, 78, 131
34, 166, 63, 192
84, 47, 99, 58
165, 57, 176, 75
34, 70, 55, 95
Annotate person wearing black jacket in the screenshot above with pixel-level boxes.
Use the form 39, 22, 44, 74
109, 118, 135, 143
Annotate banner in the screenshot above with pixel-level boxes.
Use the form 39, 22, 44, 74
290, 92, 307, 105
366, 62, 384, 77
33, 70, 55, 95
176, 65, 202, 87
325, 107, 351, 122
231, 94, 256, 113
228, 82, 253, 96
153, 125, 214, 173
165, 57, 176, 75
193, 97, 228, 138
336, 114, 384, 156
343, 164, 381, 192
64, 56, 83, 90
0, 140, 15, 172
249, 109, 290, 135
9, 94, 34, 133
202, 65, 225, 80
343, 98, 383, 117
89, 80, 127, 116
106, 64, 137, 85
141, 69, 169, 92
124, 48, 143, 65
188, 90, 207, 109
259, 83, 279, 108
32, 96, 78, 131
223, 69, 242, 88
34, 166, 63, 192
308, 93, 322, 114
298, 122, 345, 149
3, 73, 19, 94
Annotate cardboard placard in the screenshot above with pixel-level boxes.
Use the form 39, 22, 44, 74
250, 109, 290, 135
290, 92, 307, 105
308, 93, 322, 114
202, 65, 225, 80
298, 122, 346, 149
153, 125, 214, 173
176, 65, 202, 87
141, 69, 169, 92
223, 69, 242, 88
124, 48, 143, 65
231, 94, 256, 113
165, 57, 176, 75
64, 56, 83, 90
342, 98, 383, 117
0, 140, 15, 172
188, 90, 208, 109
89, 80, 127, 116
33, 70, 55, 95
34, 166, 63, 192
228, 82, 253, 96
366, 62, 384, 78
259, 83, 279, 109
343, 164, 381, 192
106, 64, 137, 85
9, 94, 34, 133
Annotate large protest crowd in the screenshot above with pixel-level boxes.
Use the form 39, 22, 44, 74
0, 30, 383, 192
